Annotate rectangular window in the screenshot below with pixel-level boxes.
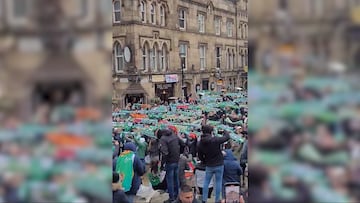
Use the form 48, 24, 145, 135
216, 47, 221, 69
179, 9, 186, 29
198, 13, 205, 33
199, 45, 206, 70
179, 44, 187, 70
215, 17, 221, 35
227, 21, 233, 37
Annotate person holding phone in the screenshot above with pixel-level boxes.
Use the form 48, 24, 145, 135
197, 125, 230, 203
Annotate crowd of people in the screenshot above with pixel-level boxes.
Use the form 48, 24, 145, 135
112, 92, 248, 203
0, 102, 112, 203
249, 71, 360, 203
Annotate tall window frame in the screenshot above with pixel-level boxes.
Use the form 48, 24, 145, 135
179, 44, 188, 70
179, 9, 186, 30
198, 13, 205, 33
215, 17, 221, 35
160, 5, 165, 26
113, 0, 121, 23
227, 21, 233, 37
114, 42, 125, 72
140, 1, 146, 23
150, 3, 156, 24
216, 47, 222, 69
199, 45, 206, 70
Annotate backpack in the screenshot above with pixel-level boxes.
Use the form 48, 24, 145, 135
116, 151, 135, 192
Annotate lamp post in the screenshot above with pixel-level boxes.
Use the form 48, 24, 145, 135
179, 53, 187, 101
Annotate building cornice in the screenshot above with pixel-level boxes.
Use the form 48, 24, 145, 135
113, 20, 245, 41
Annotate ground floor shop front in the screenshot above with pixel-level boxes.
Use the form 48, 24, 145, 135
113, 71, 246, 107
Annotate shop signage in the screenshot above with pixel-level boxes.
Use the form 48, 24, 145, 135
165, 74, 179, 83
156, 83, 173, 90
152, 75, 165, 83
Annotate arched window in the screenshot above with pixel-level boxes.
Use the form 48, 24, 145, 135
227, 49, 231, 70
160, 5, 165, 26
239, 23, 243, 39
151, 43, 158, 72
113, 0, 121, 23
140, 1, 146, 23
230, 50, 234, 70
160, 44, 168, 71
244, 24, 247, 39
150, 3, 156, 24
142, 42, 149, 70
232, 50, 236, 70
114, 42, 124, 72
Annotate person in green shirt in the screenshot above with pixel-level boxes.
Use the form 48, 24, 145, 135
134, 136, 148, 165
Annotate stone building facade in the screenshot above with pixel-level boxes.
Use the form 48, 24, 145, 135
0, 0, 112, 117
112, 0, 248, 106
249, 0, 358, 74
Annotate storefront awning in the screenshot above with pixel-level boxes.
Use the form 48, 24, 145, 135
122, 83, 148, 95
28, 53, 92, 84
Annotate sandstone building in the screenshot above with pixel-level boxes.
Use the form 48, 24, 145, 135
0, 0, 112, 118
112, 0, 248, 106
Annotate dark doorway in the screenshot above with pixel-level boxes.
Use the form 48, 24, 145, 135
202, 80, 209, 91
155, 83, 174, 103
125, 94, 144, 106
32, 81, 84, 110
248, 42, 256, 70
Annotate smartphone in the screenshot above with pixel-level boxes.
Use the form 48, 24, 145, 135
224, 182, 241, 203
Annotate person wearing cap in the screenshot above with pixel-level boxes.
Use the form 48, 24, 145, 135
197, 125, 230, 203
